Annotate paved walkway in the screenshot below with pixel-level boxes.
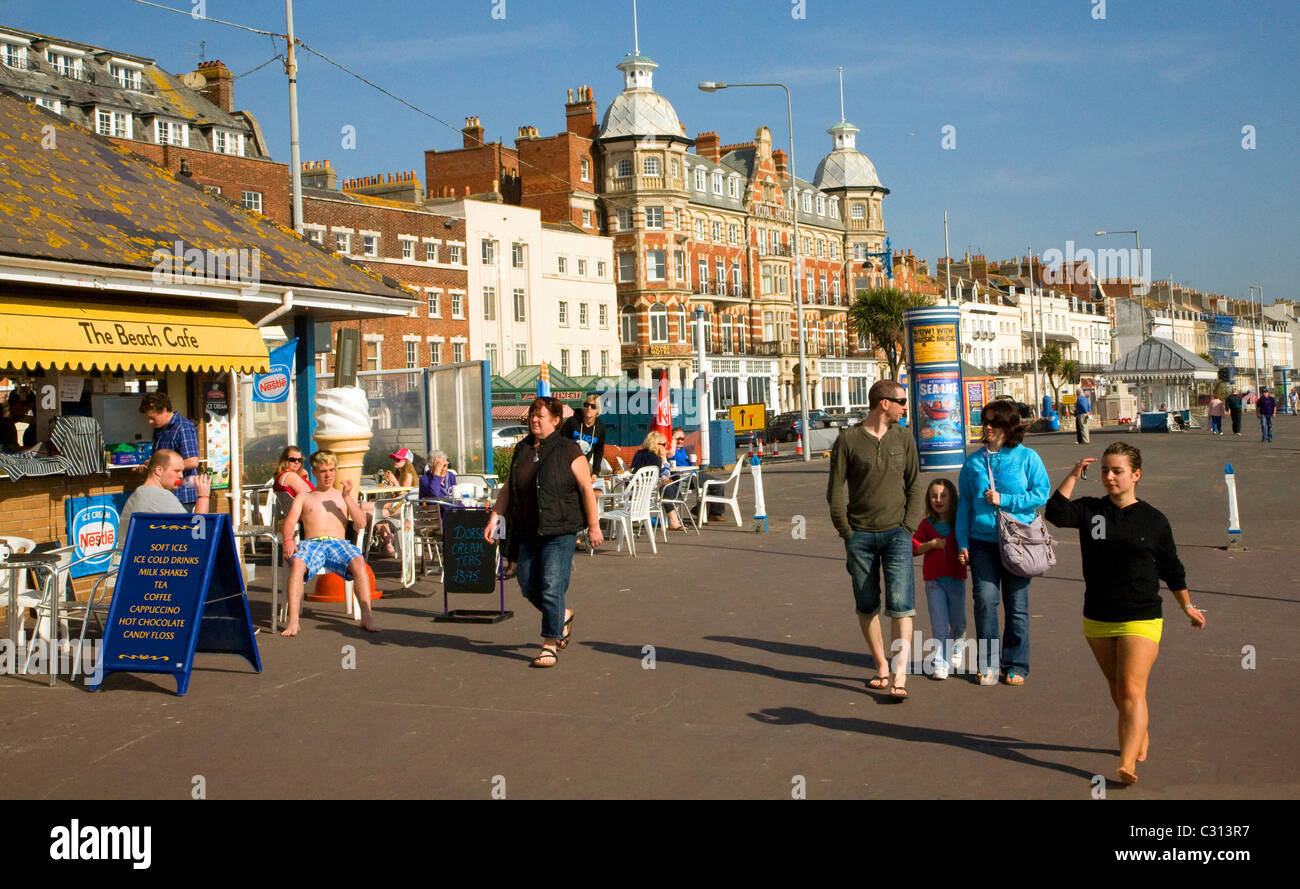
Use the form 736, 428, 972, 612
2, 417, 1296, 798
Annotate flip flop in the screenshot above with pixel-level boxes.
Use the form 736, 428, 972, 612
889, 684, 909, 700
1002, 671, 1026, 686
866, 675, 890, 689
557, 611, 575, 650
530, 647, 558, 668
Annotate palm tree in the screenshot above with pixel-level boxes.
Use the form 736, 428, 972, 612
1040, 344, 1079, 409
848, 286, 935, 380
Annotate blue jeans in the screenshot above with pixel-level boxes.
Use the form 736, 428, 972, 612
515, 533, 576, 639
1210, 415, 1222, 434
1260, 414, 1273, 441
969, 538, 1031, 676
924, 577, 967, 666
844, 528, 916, 618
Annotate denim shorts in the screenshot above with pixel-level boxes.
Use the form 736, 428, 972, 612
843, 527, 916, 618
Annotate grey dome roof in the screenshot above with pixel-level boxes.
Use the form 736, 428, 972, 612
813, 148, 884, 190
597, 52, 687, 142
813, 119, 884, 190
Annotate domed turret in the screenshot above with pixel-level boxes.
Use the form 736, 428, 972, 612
813, 120, 885, 191
598, 52, 689, 143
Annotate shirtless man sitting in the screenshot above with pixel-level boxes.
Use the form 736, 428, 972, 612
279, 449, 380, 636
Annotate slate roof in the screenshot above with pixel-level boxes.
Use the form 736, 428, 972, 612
1107, 336, 1218, 379
0, 93, 413, 302
0, 25, 266, 157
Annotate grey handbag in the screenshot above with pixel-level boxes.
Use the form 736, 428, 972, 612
985, 454, 1055, 577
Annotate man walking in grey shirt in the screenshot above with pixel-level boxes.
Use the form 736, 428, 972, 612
827, 379, 924, 699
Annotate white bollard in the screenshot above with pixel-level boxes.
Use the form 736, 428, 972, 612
1225, 462, 1243, 549
750, 454, 768, 533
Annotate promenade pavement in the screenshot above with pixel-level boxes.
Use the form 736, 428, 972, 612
2, 416, 1296, 799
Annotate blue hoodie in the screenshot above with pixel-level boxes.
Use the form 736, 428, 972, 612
956, 444, 1051, 550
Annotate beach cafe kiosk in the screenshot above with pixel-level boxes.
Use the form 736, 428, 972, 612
1106, 336, 1218, 427
0, 95, 416, 607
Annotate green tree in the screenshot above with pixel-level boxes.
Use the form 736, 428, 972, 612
847, 286, 935, 380
1040, 344, 1080, 409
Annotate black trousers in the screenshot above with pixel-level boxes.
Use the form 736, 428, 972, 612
1230, 409, 1242, 434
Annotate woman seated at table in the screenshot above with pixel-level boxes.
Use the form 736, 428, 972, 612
631, 431, 682, 530
383, 447, 420, 488
419, 449, 457, 499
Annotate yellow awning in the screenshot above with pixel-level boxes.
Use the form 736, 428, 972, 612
0, 297, 270, 374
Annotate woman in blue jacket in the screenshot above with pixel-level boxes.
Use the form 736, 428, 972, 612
956, 400, 1051, 686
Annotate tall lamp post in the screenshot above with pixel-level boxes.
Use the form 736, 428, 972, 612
1095, 229, 1145, 337
700, 80, 810, 462
1249, 284, 1266, 395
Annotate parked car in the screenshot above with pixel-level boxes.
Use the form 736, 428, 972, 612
765, 410, 842, 442
492, 424, 529, 448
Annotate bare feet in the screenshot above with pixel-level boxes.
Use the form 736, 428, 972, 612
360, 614, 381, 633
866, 673, 890, 689
1117, 765, 1139, 785
279, 622, 300, 637
1138, 732, 1150, 763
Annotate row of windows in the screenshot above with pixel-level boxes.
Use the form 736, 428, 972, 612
557, 348, 612, 377
316, 230, 464, 264
480, 239, 608, 278
336, 339, 466, 374
617, 304, 849, 350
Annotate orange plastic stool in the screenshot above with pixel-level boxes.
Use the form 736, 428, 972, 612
306, 563, 382, 602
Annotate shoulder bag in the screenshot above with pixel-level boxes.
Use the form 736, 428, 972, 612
986, 454, 1055, 577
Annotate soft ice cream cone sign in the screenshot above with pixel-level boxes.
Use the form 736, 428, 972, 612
314, 386, 373, 490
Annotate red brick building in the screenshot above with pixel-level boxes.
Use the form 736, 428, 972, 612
300, 161, 469, 376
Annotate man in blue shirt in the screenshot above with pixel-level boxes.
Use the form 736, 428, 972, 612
140, 392, 200, 510
1074, 391, 1092, 444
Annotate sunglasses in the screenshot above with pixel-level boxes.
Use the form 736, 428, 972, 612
584, 403, 599, 409
882, 396, 908, 406
286, 457, 303, 463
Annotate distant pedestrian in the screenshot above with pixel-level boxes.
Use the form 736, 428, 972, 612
912, 479, 967, 680
140, 392, 201, 510
1226, 391, 1243, 436
1045, 442, 1205, 785
1289, 389, 1297, 415
1258, 389, 1276, 442
560, 395, 607, 477
1074, 391, 1092, 444
1207, 395, 1224, 435
956, 399, 1051, 686
828, 379, 924, 699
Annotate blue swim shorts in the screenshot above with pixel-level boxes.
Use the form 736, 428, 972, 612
292, 537, 364, 580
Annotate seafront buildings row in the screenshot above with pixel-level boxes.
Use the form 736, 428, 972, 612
0, 23, 1292, 417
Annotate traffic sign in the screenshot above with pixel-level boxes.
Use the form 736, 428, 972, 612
729, 402, 767, 432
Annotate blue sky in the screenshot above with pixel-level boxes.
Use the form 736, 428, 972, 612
6, 0, 1296, 302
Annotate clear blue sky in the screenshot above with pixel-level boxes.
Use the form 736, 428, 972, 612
6, 0, 1296, 302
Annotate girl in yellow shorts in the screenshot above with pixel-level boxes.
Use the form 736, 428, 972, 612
1045, 442, 1206, 786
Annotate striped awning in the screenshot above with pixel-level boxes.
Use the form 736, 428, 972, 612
491, 405, 530, 421
0, 296, 270, 374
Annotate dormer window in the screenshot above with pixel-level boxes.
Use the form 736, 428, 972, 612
1, 43, 27, 70
694, 168, 706, 191
830, 199, 840, 219
711, 171, 723, 194
109, 63, 142, 91
212, 129, 245, 156
815, 195, 826, 216
155, 119, 187, 147
95, 108, 132, 138
802, 192, 812, 213
46, 49, 83, 80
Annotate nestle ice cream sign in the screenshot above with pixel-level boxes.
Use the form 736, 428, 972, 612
253, 363, 291, 403
73, 505, 118, 567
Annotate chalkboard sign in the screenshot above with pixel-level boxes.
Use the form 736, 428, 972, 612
442, 507, 498, 593
90, 513, 261, 695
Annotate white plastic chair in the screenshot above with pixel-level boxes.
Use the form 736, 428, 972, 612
598, 467, 658, 556
0, 536, 39, 646
658, 470, 700, 537
700, 460, 745, 527
456, 474, 490, 499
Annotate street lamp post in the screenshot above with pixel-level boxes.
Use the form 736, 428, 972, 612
700, 80, 810, 462
1249, 284, 1266, 395
1095, 229, 1145, 338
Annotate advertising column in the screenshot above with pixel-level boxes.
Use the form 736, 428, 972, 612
905, 306, 965, 471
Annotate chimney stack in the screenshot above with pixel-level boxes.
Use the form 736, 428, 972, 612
463, 116, 485, 149
565, 85, 598, 138
695, 131, 721, 162
300, 159, 337, 191
193, 60, 234, 113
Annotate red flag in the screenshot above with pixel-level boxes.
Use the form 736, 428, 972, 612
652, 375, 672, 442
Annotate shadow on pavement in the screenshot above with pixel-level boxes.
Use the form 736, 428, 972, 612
582, 641, 872, 695
703, 635, 876, 670
748, 706, 1109, 781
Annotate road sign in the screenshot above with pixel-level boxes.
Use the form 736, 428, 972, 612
729, 402, 767, 432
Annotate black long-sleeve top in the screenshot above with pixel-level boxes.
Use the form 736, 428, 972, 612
1044, 492, 1187, 622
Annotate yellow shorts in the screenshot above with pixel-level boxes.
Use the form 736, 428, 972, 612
1083, 617, 1163, 644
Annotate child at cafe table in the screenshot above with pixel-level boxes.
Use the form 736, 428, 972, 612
279, 449, 380, 636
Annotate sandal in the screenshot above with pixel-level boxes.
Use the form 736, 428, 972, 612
557, 611, 575, 650
1002, 671, 1026, 686
530, 647, 558, 668
866, 674, 890, 689
889, 684, 909, 700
